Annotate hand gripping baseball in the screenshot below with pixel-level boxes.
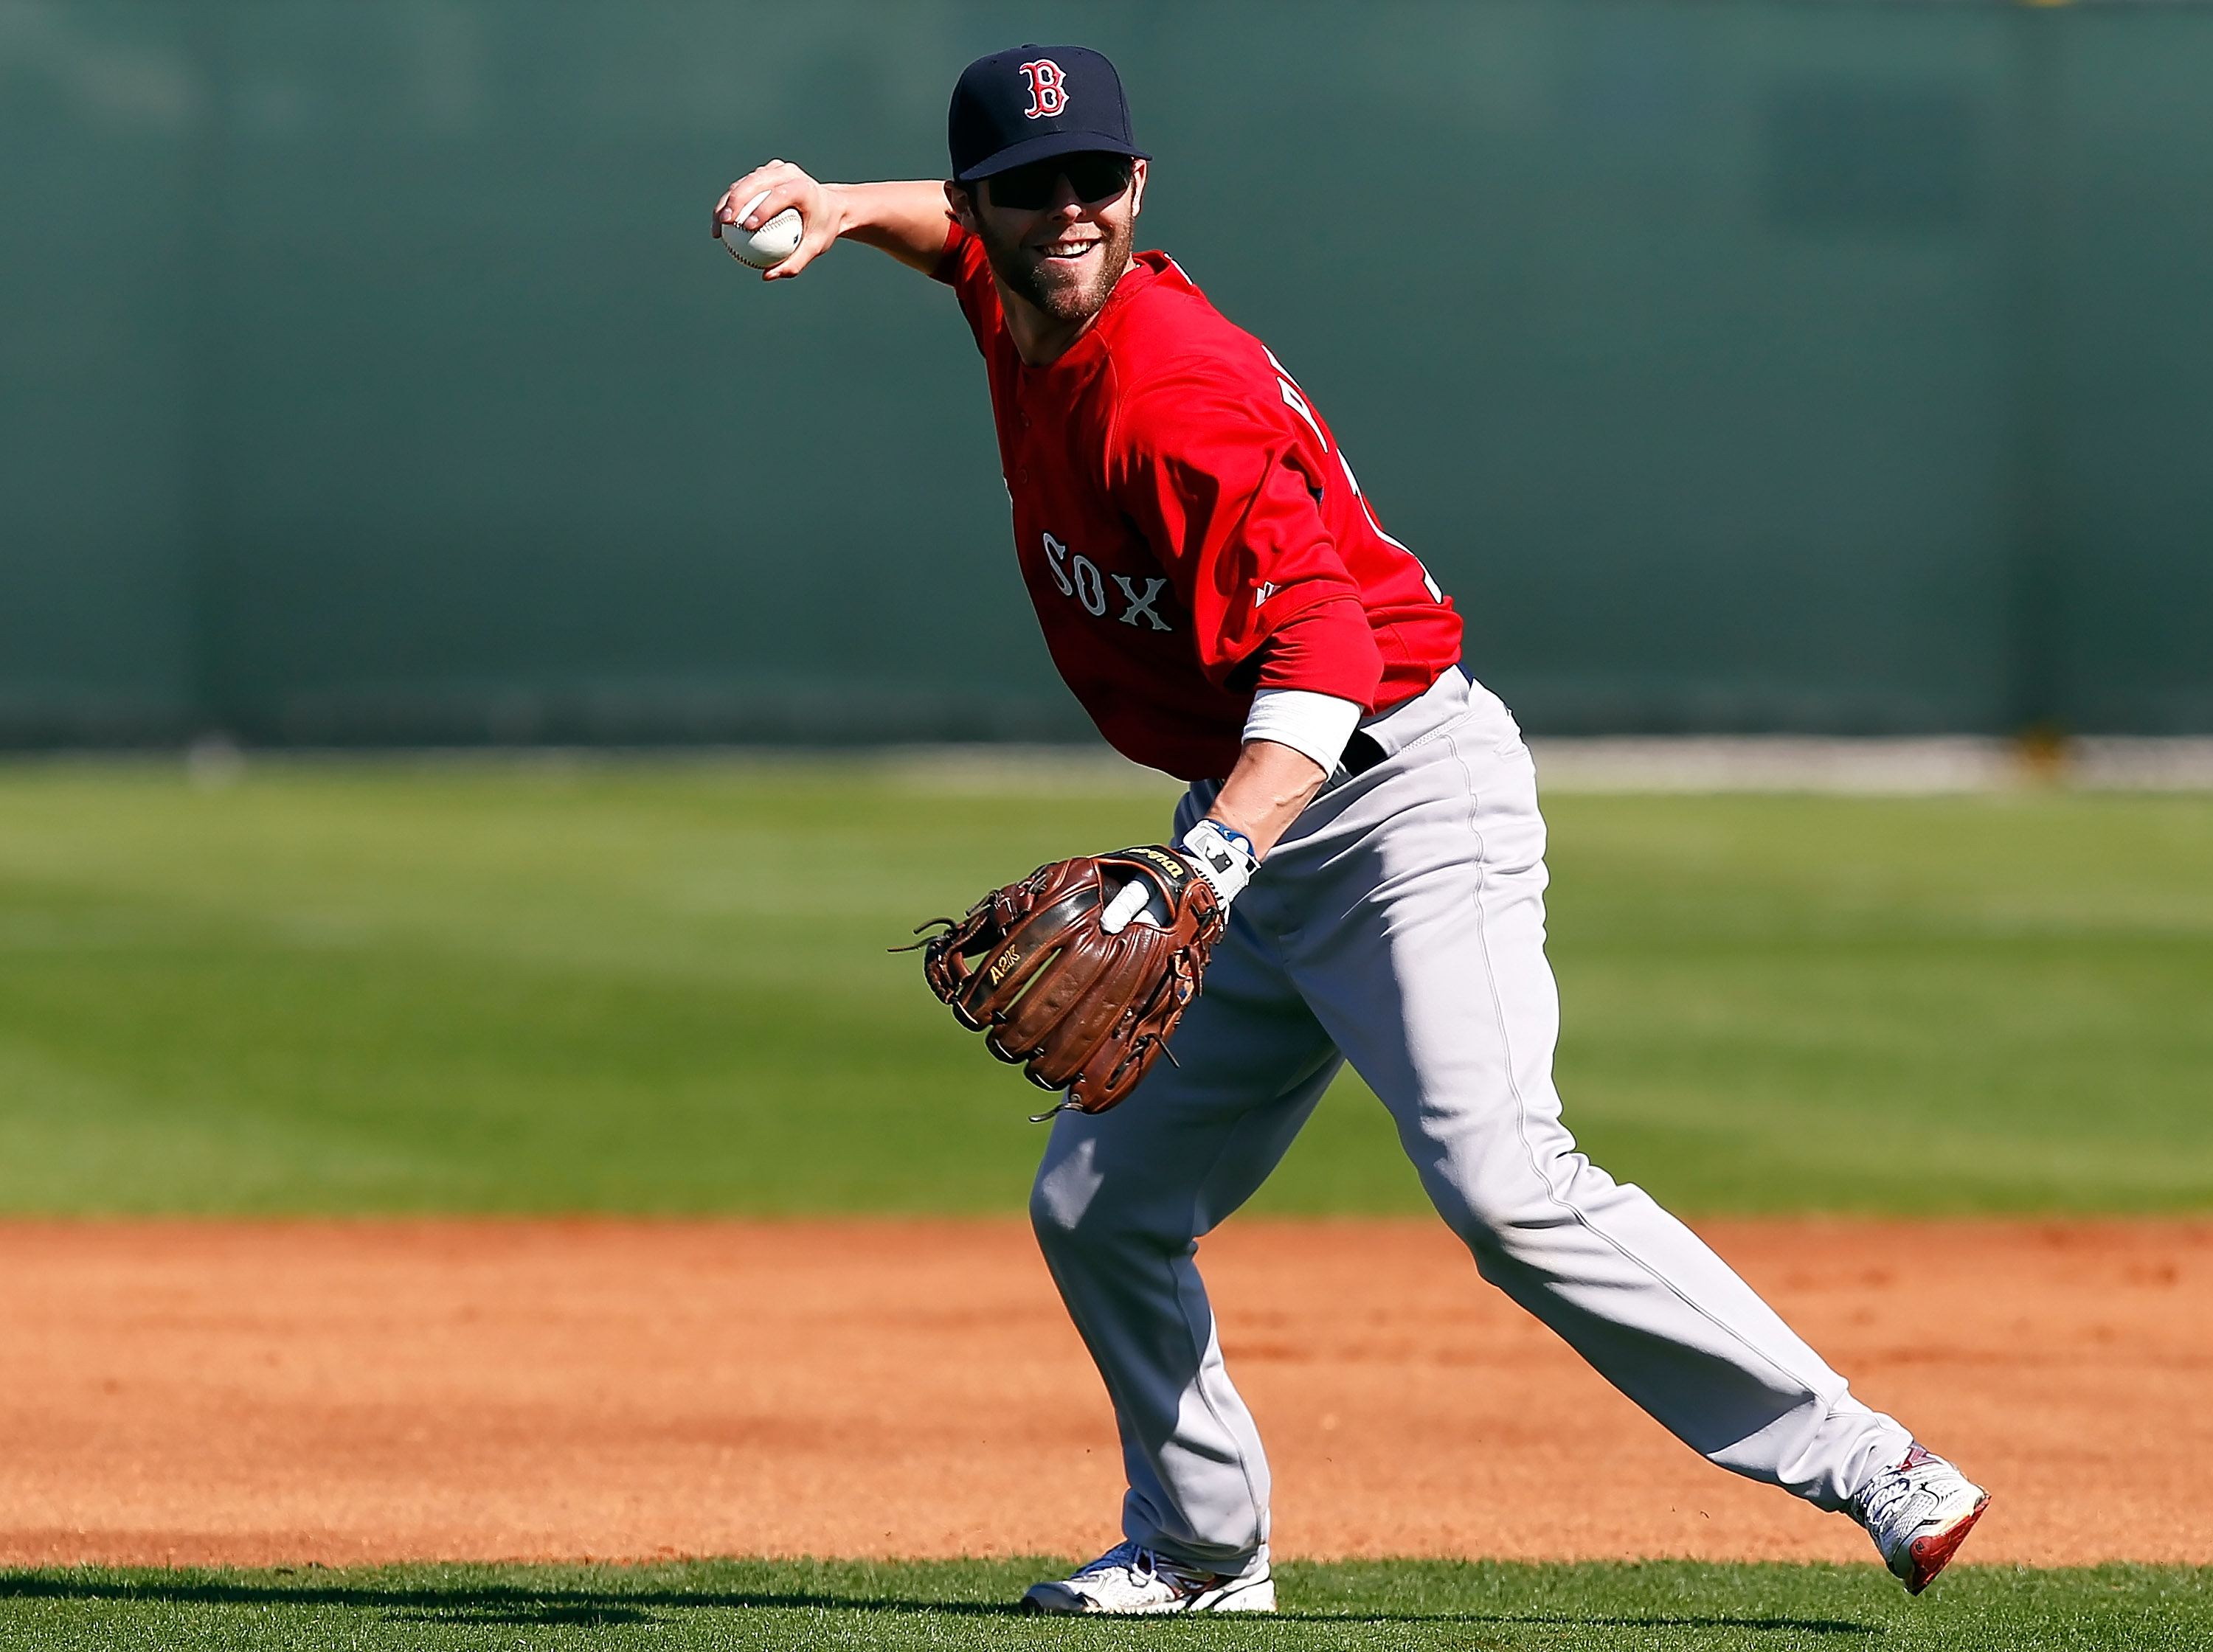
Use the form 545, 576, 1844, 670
909, 845, 1229, 1114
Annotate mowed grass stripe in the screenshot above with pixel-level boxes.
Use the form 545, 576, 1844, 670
0, 760, 2206, 1215
4, 1558, 2211, 1649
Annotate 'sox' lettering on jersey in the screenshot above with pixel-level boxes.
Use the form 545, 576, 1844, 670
1112, 575, 1171, 631
1045, 532, 1171, 631
1018, 60, 1067, 118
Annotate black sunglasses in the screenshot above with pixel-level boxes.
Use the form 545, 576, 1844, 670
983, 152, 1135, 212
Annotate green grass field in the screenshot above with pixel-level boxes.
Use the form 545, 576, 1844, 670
4, 1558, 2210, 1650
0, 756, 2208, 1217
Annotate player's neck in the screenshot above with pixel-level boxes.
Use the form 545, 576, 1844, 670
995, 257, 1133, 367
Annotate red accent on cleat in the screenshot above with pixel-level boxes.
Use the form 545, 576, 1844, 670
1902, 1492, 1991, 1594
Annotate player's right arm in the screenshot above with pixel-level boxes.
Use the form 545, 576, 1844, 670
711, 163, 952, 281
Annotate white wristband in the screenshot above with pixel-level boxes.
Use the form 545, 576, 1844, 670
1241, 688, 1362, 774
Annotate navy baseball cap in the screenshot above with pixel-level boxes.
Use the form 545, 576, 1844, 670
948, 45, 1148, 182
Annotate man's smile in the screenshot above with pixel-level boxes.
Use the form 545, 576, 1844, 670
1033, 235, 1102, 263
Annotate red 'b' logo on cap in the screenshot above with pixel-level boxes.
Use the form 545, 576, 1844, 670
1018, 59, 1067, 119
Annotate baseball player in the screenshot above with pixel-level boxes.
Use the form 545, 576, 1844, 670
714, 44, 1990, 1616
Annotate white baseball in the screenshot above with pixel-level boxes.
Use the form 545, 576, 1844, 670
722, 190, 803, 270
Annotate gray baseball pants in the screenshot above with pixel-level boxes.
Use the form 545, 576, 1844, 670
1029, 667, 1914, 1573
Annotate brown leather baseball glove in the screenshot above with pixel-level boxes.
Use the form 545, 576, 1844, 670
912, 845, 1226, 1114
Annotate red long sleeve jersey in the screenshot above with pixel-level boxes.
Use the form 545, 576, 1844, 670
935, 226, 1463, 780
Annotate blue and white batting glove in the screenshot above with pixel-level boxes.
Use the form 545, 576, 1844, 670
1099, 819, 1258, 934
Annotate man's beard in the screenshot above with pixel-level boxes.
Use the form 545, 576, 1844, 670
977, 210, 1135, 325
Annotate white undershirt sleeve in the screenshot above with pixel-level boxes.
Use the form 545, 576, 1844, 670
1241, 688, 1363, 775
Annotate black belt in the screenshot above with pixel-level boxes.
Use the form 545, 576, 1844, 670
1338, 664, 1466, 779
1340, 729, 1387, 778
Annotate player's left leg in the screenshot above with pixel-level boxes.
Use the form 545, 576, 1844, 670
1264, 673, 1978, 1553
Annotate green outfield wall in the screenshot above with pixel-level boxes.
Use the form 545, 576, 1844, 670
4, 0, 2209, 745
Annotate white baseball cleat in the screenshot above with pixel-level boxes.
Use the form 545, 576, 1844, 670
1019, 1541, 1275, 1614
1852, 1443, 1991, 1594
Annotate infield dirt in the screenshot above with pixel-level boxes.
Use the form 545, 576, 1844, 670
1, 1217, 2206, 1569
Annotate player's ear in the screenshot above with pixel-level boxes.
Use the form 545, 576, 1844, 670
946, 178, 979, 232
1127, 159, 1146, 218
